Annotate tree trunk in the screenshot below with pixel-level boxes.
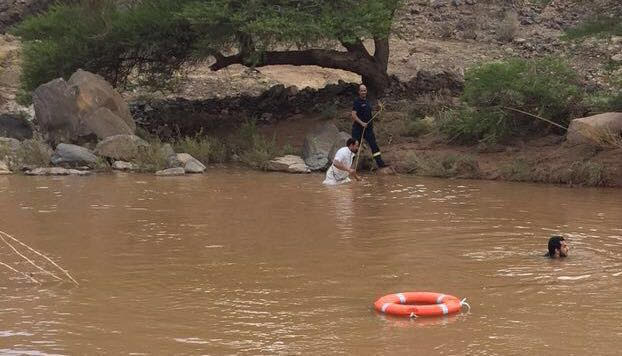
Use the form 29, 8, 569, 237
210, 35, 391, 97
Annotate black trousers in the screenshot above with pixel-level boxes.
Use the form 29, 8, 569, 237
352, 123, 384, 166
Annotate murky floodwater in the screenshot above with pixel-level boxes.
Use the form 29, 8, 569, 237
1, 170, 621, 355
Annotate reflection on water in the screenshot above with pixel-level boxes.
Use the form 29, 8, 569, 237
1, 171, 622, 354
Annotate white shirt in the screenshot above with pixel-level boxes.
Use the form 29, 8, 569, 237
323, 147, 354, 185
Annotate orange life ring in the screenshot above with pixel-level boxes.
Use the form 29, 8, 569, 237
374, 292, 466, 317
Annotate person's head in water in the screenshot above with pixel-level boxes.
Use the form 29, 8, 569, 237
547, 236, 569, 258
346, 138, 359, 153
358, 85, 368, 100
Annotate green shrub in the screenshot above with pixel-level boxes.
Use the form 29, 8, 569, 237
174, 135, 228, 164
403, 119, 430, 138
500, 158, 532, 181
229, 120, 282, 170
496, 11, 519, 43
438, 107, 515, 144
441, 57, 584, 143
584, 92, 622, 113
406, 152, 480, 178
16, 137, 51, 168
564, 16, 622, 40
130, 140, 169, 172
12, 0, 194, 99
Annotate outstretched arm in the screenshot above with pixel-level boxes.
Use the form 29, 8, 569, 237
333, 159, 361, 181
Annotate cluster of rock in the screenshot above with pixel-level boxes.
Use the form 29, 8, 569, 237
266, 122, 351, 174
0, 70, 206, 177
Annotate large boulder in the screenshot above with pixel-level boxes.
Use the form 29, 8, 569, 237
51, 143, 98, 167
0, 113, 33, 140
267, 155, 311, 173
176, 153, 206, 173
32, 78, 81, 144
94, 134, 148, 161
567, 112, 622, 146
68, 69, 135, 132
78, 107, 133, 140
32, 70, 136, 144
302, 122, 343, 171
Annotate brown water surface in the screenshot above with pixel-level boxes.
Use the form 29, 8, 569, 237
1, 171, 622, 355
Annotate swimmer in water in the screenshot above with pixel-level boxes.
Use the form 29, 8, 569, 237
545, 235, 569, 258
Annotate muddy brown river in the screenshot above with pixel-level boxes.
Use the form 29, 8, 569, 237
1, 170, 621, 355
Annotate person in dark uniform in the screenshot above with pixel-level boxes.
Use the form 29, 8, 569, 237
351, 84, 387, 168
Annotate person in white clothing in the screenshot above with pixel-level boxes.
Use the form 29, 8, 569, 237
323, 138, 360, 185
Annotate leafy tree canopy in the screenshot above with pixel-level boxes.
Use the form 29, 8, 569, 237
14, 0, 402, 98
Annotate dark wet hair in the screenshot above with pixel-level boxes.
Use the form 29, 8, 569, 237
346, 138, 357, 147
547, 236, 565, 258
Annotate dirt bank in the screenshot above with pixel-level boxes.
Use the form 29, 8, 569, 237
257, 108, 622, 188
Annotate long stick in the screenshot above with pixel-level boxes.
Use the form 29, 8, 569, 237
0, 233, 63, 282
353, 101, 384, 172
0, 261, 40, 284
0, 231, 79, 285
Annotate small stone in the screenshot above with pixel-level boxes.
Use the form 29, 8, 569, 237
611, 54, 622, 62
514, 38, 527, 43
112, 161, 137, 171
25, 167, 90, 176
267, 155, 311, 173
155, 167, 185, 176
612, 36, 622, 44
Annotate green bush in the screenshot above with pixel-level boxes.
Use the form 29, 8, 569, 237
174, 135, 228, 164
403, 119, 430, 138
441, 57, 584, 143
584, 92, 622, 113
12, 0, 195, 100
406, 152, 480, 179
564, 16, 622, 40
230, 120, 282, 170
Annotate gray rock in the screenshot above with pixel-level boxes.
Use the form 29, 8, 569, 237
94, 134, 149, 161
51, 143, 98, 167
612, 54, 622, 62
176, 153, 206, 173
32, 78, 81, 144
32, 70, 136, 144
78, 107, 133, 140
0, 113, 34, 140
430, 0, 448, 8
68, 69, 136, 131
25, 167, 91, 176
155, 167, 185, 176
159, 143, 181, 168
112, 161, 138, 171
0, 159, 11, 175
302, 122, 342, 171
465, 0, 476, 4
567, 112, 622, 145
267, 155, 311, 173
0, 137, 21, 154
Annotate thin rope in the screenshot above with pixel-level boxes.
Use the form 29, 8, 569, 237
0, 230, 78, 286
460, 298, 471, 312
0, 261, 40, 284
